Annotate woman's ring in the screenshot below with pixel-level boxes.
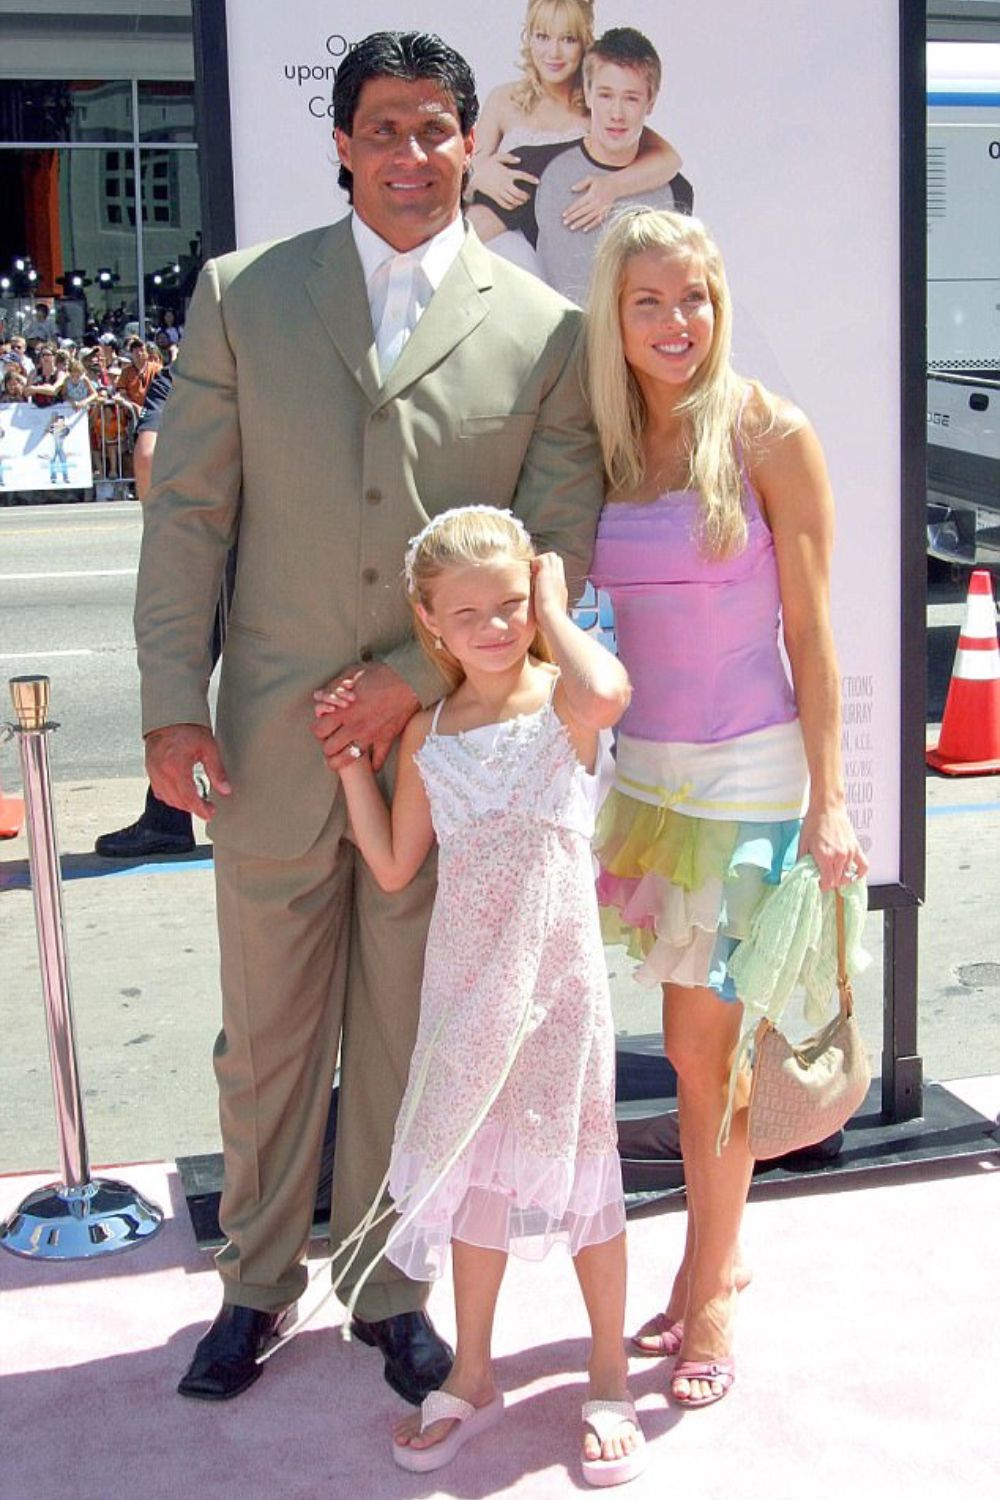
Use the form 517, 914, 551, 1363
347, 742, 362, 760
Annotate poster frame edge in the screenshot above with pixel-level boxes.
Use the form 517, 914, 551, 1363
192, 0, 237, 259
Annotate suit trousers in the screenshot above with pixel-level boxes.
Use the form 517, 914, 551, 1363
211, 801, 436, 1320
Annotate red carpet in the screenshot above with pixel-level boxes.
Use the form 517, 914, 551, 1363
2, 1153, 997, 1499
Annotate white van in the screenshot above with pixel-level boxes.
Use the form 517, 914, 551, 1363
926, 41, 1000, 566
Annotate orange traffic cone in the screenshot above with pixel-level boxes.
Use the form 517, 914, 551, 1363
0, 768, 24, 838
927, 569, 1000, 775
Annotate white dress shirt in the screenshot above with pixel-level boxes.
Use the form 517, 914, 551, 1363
351, 212, 466, 379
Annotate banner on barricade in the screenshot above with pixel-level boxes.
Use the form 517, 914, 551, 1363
0, 403, 92, 493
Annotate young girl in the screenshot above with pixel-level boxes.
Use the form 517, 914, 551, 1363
321, 506, 643, 1485
586, 210, 867, 1406
62, 357, 98, 410
467, 0, 681, 255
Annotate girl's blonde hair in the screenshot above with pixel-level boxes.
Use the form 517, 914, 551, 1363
405, 506, 552, 691
512, 0, 594, 116
586, 208, 776, 559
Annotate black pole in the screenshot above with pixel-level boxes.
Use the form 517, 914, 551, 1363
192, 0, 237, 258
882, 906, 924, 1119
881, 0, 928, 1122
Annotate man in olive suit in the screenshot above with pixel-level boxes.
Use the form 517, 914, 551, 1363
135, 32, 603, 1403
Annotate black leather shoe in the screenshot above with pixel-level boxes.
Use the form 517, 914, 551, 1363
177, 1304, 284, 1401
351, 1310, 454, 1406
95, 817, 195, 859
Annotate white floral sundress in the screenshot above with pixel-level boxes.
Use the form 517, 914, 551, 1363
384, 683, 625, 1279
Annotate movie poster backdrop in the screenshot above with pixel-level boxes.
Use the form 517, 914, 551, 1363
212, 0, 922, 896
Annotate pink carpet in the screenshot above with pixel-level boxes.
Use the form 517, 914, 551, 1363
2, 1157, 997, 1499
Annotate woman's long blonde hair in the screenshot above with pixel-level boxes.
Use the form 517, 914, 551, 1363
586, 208, 772, 559
405, 507, 552, 692
511, 0, 594, 116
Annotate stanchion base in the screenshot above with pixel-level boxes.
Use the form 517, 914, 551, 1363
0, 1177, 164, 1260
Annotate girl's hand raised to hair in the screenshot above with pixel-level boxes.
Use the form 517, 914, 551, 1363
531, 552, 569, 627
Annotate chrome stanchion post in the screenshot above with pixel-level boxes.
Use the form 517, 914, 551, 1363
9, 676, 89, 1190
1, 675, 163, 1260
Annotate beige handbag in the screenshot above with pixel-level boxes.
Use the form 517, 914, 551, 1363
747, 891, 871, 1160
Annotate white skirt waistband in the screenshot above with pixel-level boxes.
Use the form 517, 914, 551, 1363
613, 720, 808, 822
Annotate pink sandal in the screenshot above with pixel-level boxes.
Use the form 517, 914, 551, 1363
392, 1390, 504, 1472
630, 1311, 684, 1358
581, 1398, 646, 1487
670, 1357, 736, 1408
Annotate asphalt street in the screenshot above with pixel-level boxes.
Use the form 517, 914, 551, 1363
1, 502, 998, 1176
0, 502, 146, 780
0, 504, 976, 786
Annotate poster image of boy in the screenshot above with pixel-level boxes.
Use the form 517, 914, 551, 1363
45, 413, 72, 485
471, 28, 692, 306
538, 29, 692, 301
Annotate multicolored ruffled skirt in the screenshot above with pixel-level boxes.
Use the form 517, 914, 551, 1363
595, 725, 807, 1000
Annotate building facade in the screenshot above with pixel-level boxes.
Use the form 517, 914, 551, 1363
0, 2, 200, 343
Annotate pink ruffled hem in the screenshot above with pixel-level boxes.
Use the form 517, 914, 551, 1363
386, 1117, 625, 1281
596, 817, 802, 995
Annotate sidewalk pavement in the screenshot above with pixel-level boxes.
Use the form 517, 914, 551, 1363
2, 766, 999, 1496
2, 1120, 997, 1500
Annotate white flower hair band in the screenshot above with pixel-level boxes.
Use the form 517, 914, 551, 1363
402, 506, 533, 593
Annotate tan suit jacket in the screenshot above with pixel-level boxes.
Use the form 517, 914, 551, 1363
135, 218, 603, 859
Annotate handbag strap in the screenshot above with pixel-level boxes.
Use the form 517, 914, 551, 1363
836, 888, 855, 1019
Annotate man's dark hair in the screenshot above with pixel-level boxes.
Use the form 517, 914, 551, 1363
583, 26, 662, 99
333, 31, 479, 198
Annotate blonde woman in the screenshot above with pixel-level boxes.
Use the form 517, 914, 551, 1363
586, 209, 866, 1406
468, 0, 680, 248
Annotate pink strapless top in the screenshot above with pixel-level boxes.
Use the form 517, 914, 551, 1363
590, 488, 797, 744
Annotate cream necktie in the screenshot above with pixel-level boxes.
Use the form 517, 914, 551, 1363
375, 252, 420, 378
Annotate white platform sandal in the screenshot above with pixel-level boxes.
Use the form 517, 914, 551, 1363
392, 1388, 504, 1473
580, 1398, 646, 1488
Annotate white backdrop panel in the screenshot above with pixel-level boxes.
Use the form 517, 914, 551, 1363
224, 0, 903, 885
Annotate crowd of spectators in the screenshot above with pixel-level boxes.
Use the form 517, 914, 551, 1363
0, 303, 183, 504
